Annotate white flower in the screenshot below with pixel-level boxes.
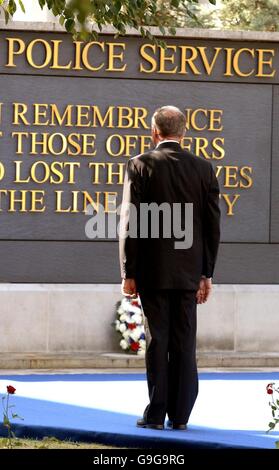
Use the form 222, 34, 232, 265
120, 339, 129, 350
123, 330, 131, 340
117, 307, 124, 315
137, 348, 145, 356
133, 313, 143, 324
115, 320, 121, 331
120, 313, 129, 322
122, 298, 131, 310
119, 323, 127, 333
128, 305, 142, 315
129, 327, 143, 342
125, 315, 136, 324
139, 339, 146, 349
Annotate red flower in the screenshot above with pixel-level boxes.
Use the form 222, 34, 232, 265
130, 342, 140, 352
127, 323, 137, 330
7, 385, 16, 395
131, 300, 139, 307
266, 383, 274, 395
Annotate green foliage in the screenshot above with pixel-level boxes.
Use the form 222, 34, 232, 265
4, 0, 276, 34
0, 0, 216, 40
175, 0, 279, 32
219, 0, 279, 32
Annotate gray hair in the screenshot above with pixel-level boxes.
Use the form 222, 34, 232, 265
152, 106, 186, 138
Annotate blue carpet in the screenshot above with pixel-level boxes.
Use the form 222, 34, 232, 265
1, 372, 279, 381
0, 372, 278, 449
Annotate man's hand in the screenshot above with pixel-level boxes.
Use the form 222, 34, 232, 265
196, 278, 212, 304
121, 278, 137, 298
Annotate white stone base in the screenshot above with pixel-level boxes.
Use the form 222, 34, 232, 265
0, 284, 278, 358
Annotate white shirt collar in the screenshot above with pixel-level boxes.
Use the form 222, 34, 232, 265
156, 139, 180, 148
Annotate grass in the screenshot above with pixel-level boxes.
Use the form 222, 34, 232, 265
0, 436, 120, 449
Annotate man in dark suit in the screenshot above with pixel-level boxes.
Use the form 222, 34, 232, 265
119, 106, 220, 430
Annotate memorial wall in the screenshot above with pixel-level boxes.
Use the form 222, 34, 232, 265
0, 30, 278, 284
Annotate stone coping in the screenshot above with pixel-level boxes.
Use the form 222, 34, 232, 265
0, 352, 279, 369
0, 283, 277, 292
0, 20, 278, 42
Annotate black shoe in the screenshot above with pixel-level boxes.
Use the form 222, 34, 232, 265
166, 420, 187, 430
137, 418, 164, 430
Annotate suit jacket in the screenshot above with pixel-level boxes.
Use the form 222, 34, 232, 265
119, 141, 220, 290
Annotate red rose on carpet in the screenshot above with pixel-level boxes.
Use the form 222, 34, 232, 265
130, 342, 140, 352
267, 382, 279, 432
128, 323, 137, 330
7, 385, 16, 395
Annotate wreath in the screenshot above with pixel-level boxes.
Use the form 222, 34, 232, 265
114, 297, 146, 355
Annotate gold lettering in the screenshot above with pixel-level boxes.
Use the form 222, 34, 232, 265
212, 138, 225, 160
195, 138, 210, 159
0, 190, 8, 211
50, 40, 72, 69
13, 103, 29, 125
134, 107, 149, 129
55, 190, 72, 212
92, 106, 114, 128
106, 134, 125, 157
73, 41, 83, 70
83, 191, 100, 212
71, 191, 79, 213
106, 43, 126, 71
224, 48, 234, 76
198, 47, 222, 75
82, 134, 97, 156
222, 193, 240, 216
104, 191, 117, 213
179, 46, 200, 75
34, 104, 49, 125
118, 107, 133, 128
140, 44, 157, 73
64, 162, 80, 184
26, 39, 52, 69
6, 37, 25, 67
209, 110, 223, 131
48, 133, 68, 155
9, 190, 28, 212
0, 162, 5, 181
233, 48, 255, 77
12, 132, 29, 154
68, 133, 82, 156
89, 162, 106, 184
158, 45, 177, 74
50, 104, 73, 127
30, 190, 46, 212
30, 132, 49, 155
76, 105, 91, 127
49, 161, 64, 184
224, 166, 239, 188
256, 49, 276, 77
106, 163, 125, 184
240, 166, 253, 188
31, 161, 50, 184
82, 41, 105, 71
14, 161, 30, 183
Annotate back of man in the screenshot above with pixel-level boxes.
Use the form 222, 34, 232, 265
119, 106, 220, 430
130, 142, 219, 291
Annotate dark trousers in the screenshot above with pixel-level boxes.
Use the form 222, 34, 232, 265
139, 289, 198, 425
